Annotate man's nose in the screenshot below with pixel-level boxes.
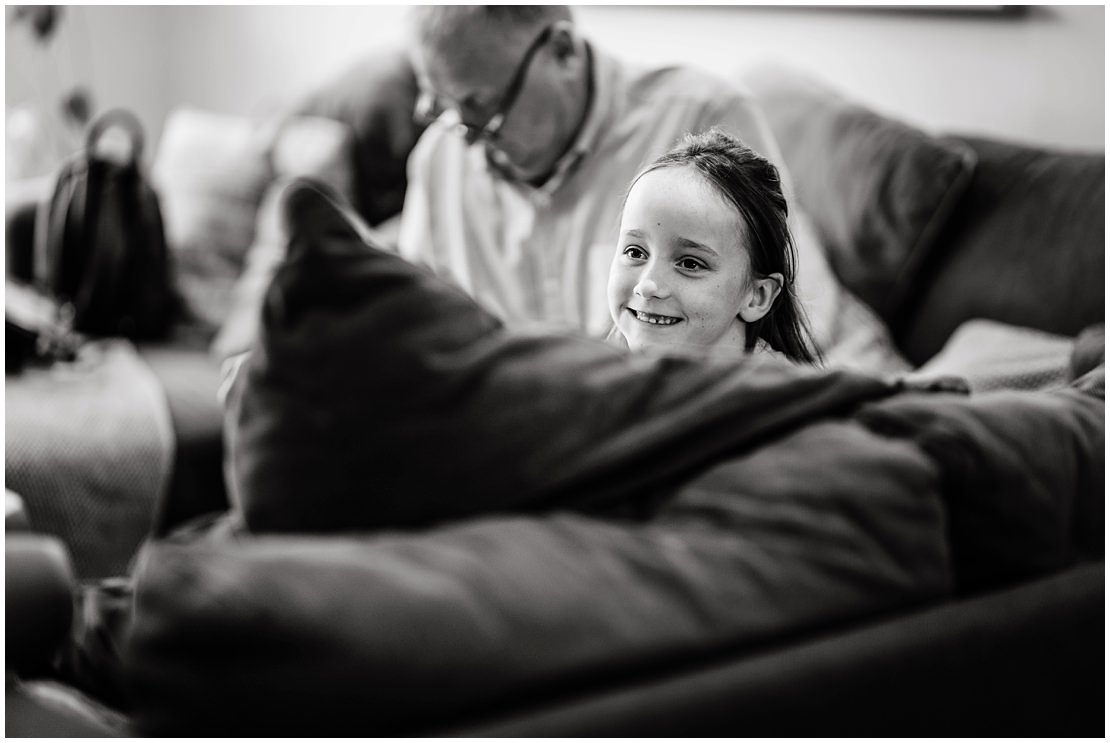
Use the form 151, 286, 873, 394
413, 90, 441, 125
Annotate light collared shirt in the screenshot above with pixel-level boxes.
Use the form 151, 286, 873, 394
398, 46, 806, 338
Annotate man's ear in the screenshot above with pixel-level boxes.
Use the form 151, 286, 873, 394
738, 273, 784, 323
549, 20, 578, 61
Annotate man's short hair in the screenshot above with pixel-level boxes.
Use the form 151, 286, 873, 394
411, 5, 573, 52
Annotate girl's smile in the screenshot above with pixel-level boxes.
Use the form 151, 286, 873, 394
628, 309, 682, 326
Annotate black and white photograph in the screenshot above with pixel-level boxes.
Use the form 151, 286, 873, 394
5, 3, 1105, 737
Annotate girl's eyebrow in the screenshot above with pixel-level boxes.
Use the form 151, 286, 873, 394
675, 236, 719, 257
622, 228, 647, 239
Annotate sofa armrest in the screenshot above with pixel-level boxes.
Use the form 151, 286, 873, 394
6, 534, 76, 677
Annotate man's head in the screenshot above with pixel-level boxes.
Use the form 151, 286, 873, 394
409, 5, 591, 184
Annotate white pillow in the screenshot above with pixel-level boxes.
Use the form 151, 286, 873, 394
153, 108, 275, 332
209, 117, 357, 361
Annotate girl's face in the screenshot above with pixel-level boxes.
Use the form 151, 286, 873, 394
608, 165, 762, 354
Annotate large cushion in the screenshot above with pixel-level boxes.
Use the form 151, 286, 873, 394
224, 180, 898, 533
745, 66, 977, 329
293, 47, 426, 227
898, 136, 1105, 364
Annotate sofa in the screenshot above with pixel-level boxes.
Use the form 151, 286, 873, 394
5, 50, 1104, 736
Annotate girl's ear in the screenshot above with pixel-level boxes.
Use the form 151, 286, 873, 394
738, 273, 783, 323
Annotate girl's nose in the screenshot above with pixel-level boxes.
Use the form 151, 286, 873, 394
634, 276, 666, 299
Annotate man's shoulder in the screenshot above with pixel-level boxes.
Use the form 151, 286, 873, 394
617, 56, 749, 110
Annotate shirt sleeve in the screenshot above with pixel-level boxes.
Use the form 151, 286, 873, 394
396, 134, 435, 267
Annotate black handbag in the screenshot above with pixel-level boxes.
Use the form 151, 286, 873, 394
33, 108, 181, 340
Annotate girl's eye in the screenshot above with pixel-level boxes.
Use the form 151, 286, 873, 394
623, 246, 647, 261
677, 257, 707, 272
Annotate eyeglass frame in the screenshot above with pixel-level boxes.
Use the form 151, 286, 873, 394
414, 25, 555, 145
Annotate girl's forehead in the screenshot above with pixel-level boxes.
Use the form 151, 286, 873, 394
623, 166, 749, 256
626, 167, 736, 223
631, 165, 718, 202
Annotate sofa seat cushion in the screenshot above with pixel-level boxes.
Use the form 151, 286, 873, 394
744, 66, 977, 328
899, 136, 1105, 364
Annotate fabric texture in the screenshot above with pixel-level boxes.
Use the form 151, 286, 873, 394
397, 47, 906, 374
124, 182, 1104, 736
293, 47, 426, 227
152, 108, 275, 335
5, 340, 174, 578
209, 116, 357, 361
912, 319, 1076, 393
1071, 323, 1105, 380
744, 66, 977, 328
898, 136, 1105, 364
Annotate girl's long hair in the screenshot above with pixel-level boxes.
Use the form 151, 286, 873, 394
633, 128, 820, 364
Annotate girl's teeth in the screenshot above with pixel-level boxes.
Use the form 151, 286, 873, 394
635, 310, 678, 326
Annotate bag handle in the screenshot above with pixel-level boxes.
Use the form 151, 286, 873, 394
85, 108, 144, 167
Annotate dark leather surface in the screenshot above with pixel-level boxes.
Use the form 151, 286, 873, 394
5, 535, 75, 678
137, 344, 229, 534
5, 682, 121, 737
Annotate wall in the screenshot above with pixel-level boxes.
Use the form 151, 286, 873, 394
5, 4, 1105, 170
6, 5, 171, 177
575, 5, 1104, 150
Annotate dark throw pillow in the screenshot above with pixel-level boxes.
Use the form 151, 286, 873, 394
225, 180, 893, 534
293, 48, 426, 227
898, 137, 1105, 364
745, 67, 976, 329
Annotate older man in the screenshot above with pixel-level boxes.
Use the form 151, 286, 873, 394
398, 5, 903, 369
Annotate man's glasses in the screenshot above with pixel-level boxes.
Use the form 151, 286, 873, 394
415, 25, 553, 145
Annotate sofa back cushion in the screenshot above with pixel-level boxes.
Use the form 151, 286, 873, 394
744, 67, 977, 332
293, 47, 426, 227
898, 137, 1105, 364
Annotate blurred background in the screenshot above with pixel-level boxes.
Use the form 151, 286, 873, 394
5, 3, 1105, 181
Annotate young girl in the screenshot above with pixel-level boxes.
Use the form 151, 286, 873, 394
607, 128, 819, 364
